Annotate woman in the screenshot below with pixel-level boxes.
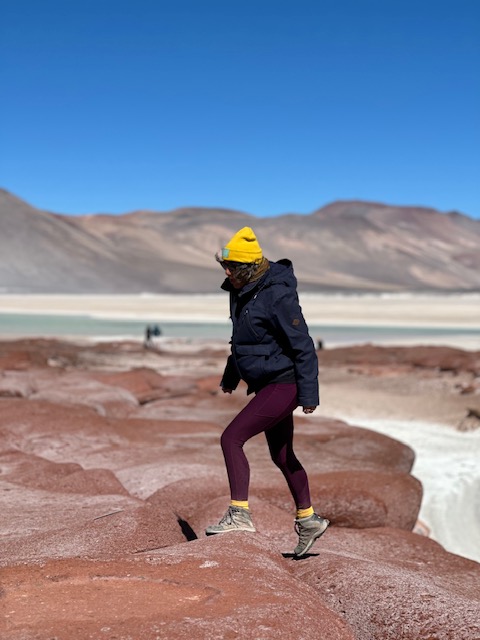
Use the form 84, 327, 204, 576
206, 226, 329, 556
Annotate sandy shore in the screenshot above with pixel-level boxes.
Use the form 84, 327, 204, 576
1, 293, 479, 350
1, 292, 479, 327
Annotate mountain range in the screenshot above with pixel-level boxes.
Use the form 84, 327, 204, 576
1, 188, 479, 293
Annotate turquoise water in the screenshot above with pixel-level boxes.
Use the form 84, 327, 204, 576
0, 313, 230, 340
0, 312, 478, 347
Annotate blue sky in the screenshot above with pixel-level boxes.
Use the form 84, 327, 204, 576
1, 0, 479, 218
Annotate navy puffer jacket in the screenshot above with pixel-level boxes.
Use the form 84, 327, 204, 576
220, 259, 319, 406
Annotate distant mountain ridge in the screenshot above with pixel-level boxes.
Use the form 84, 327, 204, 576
1, 188, 479, 294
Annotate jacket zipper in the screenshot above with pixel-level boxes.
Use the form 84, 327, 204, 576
244, 308, 260, 340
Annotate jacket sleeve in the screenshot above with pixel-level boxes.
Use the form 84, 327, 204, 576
220, 354, 241, 390
271, 289, 319, 406
221, 290, 242, 390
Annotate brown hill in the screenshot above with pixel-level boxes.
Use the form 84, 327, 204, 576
1, 188, 479, 293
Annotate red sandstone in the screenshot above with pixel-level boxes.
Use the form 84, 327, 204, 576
0, 339, 479, 639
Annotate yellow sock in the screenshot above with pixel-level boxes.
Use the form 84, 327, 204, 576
297, 506, 314, 519
231, 500, 249, 510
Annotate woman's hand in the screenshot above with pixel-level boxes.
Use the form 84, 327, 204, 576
302, 406, 316, 414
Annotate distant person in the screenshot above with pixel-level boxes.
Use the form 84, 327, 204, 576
144, 325, 153, 348
206, 227, 329, 556
144, 324, 162, 348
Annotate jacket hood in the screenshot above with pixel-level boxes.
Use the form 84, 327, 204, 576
265, 259, 297, 288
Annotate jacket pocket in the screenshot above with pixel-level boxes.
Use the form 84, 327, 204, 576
234, 344, 270, 381
235, 344, 271, 356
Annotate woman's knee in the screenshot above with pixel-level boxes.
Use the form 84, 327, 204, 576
221, 429, 243, 454
269, 447, 287, 469
220, 430, 230, 453
271, 448, 303, 472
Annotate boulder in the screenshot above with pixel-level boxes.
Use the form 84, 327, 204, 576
292, 526, 480, 640
0, 536, 356, 640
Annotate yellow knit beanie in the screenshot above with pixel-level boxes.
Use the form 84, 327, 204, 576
221, 227, 263, 263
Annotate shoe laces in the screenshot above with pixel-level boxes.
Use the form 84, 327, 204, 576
294, 515, 318, 541
295, 520, 308, 541
219, 506, 236, 526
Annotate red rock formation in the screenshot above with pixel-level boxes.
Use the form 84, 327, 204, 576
1, 339, 479, 639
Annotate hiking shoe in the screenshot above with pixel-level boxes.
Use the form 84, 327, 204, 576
294, 513, 329, 556
205, 506, 256, 536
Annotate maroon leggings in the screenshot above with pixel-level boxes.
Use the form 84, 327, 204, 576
220, 383, 312, 509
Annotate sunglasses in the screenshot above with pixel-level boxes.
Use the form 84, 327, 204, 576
215, 252, 245, 272
219, 260, 245, 272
